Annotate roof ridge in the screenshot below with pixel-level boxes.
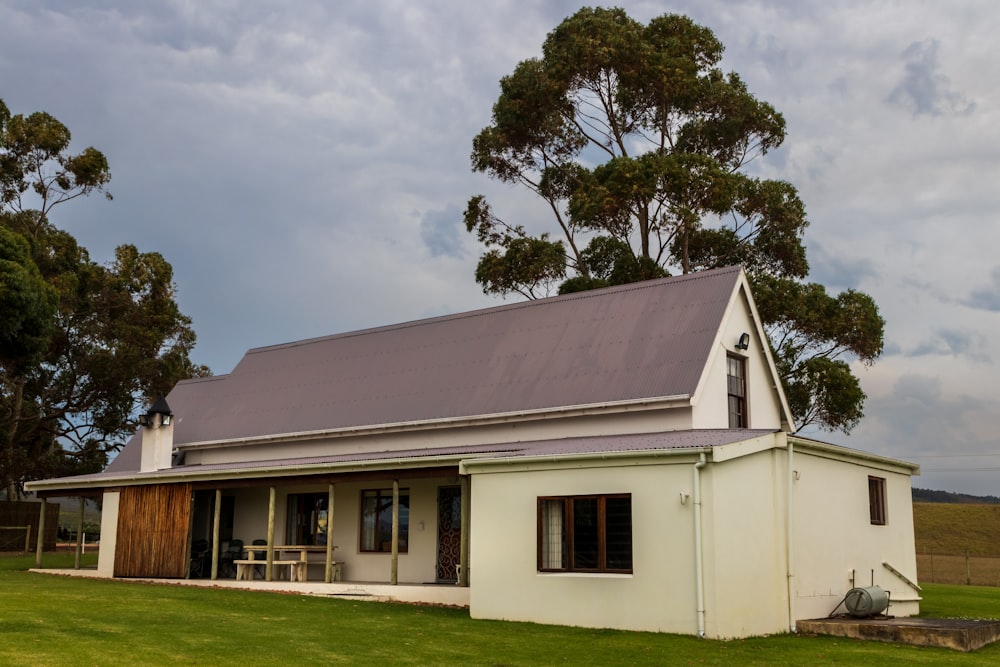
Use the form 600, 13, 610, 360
246, 265, 744, 356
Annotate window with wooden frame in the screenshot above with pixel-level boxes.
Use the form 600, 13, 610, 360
727, 354, 748, 428
868, 476, 887, 525
537, 494, 632, 573
360, 488, 409, 552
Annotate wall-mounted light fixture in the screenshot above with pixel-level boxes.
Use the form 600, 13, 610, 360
736, 332, 750, 350
139, 395, 173, 428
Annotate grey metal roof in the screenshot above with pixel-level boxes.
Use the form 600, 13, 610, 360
35, 429, 778, 489
164, 266, 743, 445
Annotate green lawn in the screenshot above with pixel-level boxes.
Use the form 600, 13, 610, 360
2, 555, 1000, 665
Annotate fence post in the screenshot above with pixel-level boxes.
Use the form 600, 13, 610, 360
24, 525, 31, 553
966, 548, 971, 585
35, 498, 47, 568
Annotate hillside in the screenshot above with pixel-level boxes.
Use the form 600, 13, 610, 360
913, 502, 1000, 556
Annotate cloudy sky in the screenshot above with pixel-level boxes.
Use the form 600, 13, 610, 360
2, 1, 998, 495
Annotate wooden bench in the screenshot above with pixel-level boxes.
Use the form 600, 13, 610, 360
233, 559, 306, 582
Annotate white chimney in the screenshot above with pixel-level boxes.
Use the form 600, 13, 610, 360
139, 397, 175, 472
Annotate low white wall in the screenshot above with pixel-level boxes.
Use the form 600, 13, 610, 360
468, 457, 702, 635
792, 447, 920, 620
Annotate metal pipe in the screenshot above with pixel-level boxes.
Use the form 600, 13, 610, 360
693, 452, 707, 638
786, 439, 796, 633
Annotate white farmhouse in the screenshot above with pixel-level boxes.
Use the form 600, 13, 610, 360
27, 266, 920, 638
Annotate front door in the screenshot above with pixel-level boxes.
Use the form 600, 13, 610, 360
435, 486, 462, 582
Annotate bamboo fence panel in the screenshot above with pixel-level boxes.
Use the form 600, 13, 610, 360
114, 483, 192, 578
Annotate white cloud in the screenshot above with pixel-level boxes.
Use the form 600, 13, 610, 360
3, 0, 999, 494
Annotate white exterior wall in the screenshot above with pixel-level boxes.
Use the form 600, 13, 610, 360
700, 446, 790, 638
791, 446, 920, 619
97, 490, 119, 577
184, 408, 695, 466
468, 457, 703, 635
692, 289, 784, 431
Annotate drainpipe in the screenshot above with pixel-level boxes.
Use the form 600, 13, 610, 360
786, 439, 796, 633
693, 452, 707, 638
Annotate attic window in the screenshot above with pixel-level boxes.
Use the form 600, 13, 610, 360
727, 354, 747, 428
869, 476, 887, 525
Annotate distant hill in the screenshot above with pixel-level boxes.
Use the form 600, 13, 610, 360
912, 488, 1000, 504
913, 502, 1000, 556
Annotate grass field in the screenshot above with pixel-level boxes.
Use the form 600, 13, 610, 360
3, 554, 1000, 665
913, 502, 1000, 585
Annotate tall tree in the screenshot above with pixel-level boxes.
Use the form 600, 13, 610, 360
1, 99, 209, 498
465, 8, 883, 433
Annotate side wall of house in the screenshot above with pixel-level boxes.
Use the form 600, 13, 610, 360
791, 447, 920, 619
468, 458, 703, 635
700, 447, 790, 638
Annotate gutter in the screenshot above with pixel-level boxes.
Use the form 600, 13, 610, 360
459, 446, 710, 474
788, 436, 919, 475
24, 452, 472, 494
693, 452, 707, 638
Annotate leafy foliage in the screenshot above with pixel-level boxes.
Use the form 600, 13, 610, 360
0, 98, 208, 497
465, 8, 884, 433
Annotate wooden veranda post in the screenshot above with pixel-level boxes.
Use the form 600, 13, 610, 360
266, 486, 276, 582
34, 498, 46, 568
390, 479, 399, 585
459, 475, 470, 587
324, 483, 335, 583
211, 489, 222, 580
74, 496, 85, 569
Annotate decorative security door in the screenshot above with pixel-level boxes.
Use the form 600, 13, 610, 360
435, 486, 462, 582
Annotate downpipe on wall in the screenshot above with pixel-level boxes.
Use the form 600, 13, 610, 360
693, 452, 707, 638
787, 439, 797, 633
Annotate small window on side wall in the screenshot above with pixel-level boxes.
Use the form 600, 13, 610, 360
869, 476, 887, 525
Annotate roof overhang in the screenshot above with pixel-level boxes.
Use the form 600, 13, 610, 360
789, 435, 920, 475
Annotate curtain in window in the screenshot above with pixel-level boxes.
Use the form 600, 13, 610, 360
540, 499, 564, 569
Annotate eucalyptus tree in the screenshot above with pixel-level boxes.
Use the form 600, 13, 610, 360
1, 98, 208, 497
465, 8, 883, 433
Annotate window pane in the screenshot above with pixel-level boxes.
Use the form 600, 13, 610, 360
361, 489, 409, 552
361, 490, 378, 551
605, 496, 632, 570
539, 499, 565, 569
869, 477, 886, 525
572, 497, 599, 569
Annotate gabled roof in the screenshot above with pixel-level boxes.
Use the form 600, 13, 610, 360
165, 266, 747, 446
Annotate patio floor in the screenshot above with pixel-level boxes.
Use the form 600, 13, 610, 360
30, 567, 471, 607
